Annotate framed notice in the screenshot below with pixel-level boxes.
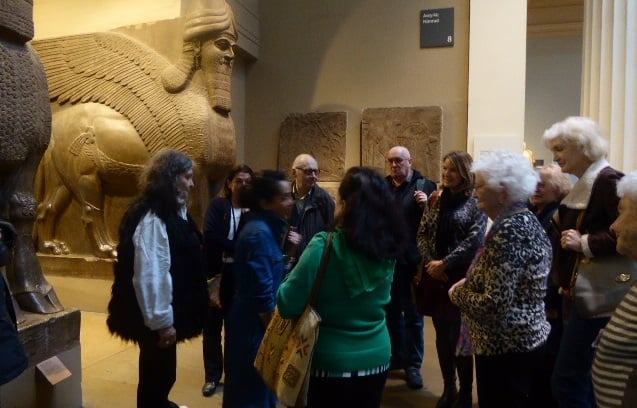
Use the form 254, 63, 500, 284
420, 8, 454, 48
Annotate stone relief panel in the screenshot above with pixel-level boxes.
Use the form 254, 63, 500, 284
31, 0, 238, 262
361, 106, 443, 183
278, 112, 347, 183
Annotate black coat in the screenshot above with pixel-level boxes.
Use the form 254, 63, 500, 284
107, 199, 208, 343
387, 170, 437, 269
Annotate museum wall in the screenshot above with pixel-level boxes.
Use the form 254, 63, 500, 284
31, 0, 583, 177
525, 35, 583, 165
244, 0, 470, 172
34, 0, 181, 38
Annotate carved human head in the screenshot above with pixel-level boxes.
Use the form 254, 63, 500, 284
162, 0, 237, 114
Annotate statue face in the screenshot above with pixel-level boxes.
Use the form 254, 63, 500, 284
200, 32, 236, 114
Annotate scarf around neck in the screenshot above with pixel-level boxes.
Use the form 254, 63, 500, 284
560, 159, 610, 210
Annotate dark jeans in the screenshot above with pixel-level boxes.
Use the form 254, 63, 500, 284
307, 371, 388, 408
137, 337, 176, 408
552, 300, 609, 408
386, 266, 424, 370
432, 317, 461, 389
475, 344, 545, 408
202, 305, 224, 383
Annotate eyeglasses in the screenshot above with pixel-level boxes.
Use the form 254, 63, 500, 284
296, 168, 320, 175
232, 178, 250, 185
387, 157, 408, 164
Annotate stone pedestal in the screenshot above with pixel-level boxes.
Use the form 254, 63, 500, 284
39, 254, 115, 280
0, 308, 82, 408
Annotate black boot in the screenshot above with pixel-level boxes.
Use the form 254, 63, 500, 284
436, 385, 458, 408
453, 355, 473, 408
434, 318, 459, 408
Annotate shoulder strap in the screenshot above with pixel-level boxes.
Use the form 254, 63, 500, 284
416, 178, 425, 192
308, 232, 333, 306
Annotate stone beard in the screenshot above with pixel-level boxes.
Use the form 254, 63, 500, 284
201, 36, 234, 114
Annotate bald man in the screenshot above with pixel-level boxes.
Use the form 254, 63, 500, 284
385, 146, 436, 390
287, 154, 335, 267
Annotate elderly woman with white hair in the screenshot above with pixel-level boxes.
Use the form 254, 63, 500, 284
592, 170, 637, 408
449, 150, 552, 407
542, 116, 624, 408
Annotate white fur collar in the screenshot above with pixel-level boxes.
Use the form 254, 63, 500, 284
561, 159, 610, 209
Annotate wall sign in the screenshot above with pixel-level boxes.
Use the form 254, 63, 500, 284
420, 8, 454, 48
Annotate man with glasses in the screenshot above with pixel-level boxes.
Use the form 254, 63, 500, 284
287, 154, 335, 268
385, 146, 436, 389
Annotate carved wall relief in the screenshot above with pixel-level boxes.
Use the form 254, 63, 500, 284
278, 112, 347, 184
361, 106, 443, 183
32, 0, 238, 261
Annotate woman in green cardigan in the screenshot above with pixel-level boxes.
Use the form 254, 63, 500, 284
277, 167, 407, 408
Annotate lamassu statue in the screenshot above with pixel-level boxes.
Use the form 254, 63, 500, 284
33, 0, 237, 258
0, 0, 63, 313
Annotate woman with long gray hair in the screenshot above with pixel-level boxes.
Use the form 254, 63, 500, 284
107, 149, 208, 408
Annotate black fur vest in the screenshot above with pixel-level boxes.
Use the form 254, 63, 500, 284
107, 199, 207, 343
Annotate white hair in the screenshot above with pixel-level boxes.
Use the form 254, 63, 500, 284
617, 171, 637, 202
472, 150, 539, 204
541, 116, 608, 161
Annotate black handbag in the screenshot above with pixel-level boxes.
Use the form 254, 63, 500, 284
569, 211, 637, 317
571, 254, 637, 317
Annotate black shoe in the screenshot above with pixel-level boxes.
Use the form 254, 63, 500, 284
436, 386, 458, 408
451, 390, 472, 408
202, 381, 217, 397
405, 368, 423, 389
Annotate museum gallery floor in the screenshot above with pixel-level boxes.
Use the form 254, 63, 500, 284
47, 275, 478, 408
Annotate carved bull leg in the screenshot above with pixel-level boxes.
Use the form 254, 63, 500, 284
35, 154, 72, 255
7, 155, 63, 314
77, 172, 116, 258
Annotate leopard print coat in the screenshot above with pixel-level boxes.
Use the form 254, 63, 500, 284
450, 209, 551, 355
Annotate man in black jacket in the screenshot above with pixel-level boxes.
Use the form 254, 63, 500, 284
385, 146, 436, 389
287, 154, 335, 268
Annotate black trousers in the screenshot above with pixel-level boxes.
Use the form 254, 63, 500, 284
475, 344, 545, 408
432, 317, 462, 389
307, 371, 388, 408
202, 305, 224, 383
137, 337, 176, 408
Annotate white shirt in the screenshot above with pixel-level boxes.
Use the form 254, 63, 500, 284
131, 206, 187, 331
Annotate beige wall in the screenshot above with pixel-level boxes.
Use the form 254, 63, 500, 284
34, 0, 180, 39
467, 0, 528, 159
245, 0, 469, 171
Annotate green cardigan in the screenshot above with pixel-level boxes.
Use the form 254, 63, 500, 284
277, 229, 395, 373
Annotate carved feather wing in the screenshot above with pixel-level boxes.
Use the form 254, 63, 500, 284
32, 32, 194, 154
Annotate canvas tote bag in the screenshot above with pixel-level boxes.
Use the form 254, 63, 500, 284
254, 233, 333, 407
